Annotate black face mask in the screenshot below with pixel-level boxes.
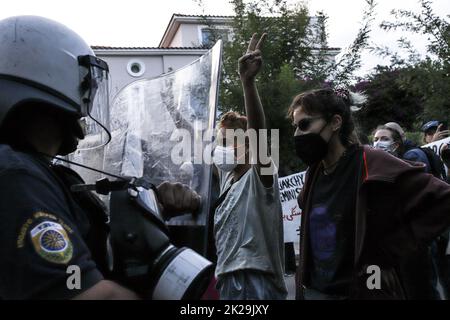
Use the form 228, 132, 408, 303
58, 119, 85, 156
294, 124, 329, 166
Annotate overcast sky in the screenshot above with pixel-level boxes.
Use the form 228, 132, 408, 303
1, 0, 449, 77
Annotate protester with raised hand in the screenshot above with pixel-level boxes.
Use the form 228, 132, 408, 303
422, 121, 450, 144
212, 33, 287, 300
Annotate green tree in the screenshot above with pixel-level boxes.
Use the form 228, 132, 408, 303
353, 66, 424, 135
375, 0, 450, 125
198, 0, 376, 174
220, 0, 316, 175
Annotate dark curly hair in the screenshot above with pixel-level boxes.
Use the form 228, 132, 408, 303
287, 88, 361, 147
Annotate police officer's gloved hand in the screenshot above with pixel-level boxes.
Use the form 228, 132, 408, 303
156, 182, 201, 220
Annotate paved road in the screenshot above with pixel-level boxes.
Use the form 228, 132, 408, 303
285, 274, 296, 300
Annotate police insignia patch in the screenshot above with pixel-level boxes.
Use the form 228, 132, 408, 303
30, 221, 73, 264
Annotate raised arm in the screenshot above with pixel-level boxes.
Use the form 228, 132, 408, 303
430, 124, 450, 143
238, 33, 273, 187
239, 33, 267, 132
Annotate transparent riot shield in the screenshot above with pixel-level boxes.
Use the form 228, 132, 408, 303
70, 41, 222, 256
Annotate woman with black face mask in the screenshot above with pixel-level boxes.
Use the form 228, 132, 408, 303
288, 88, 450, 300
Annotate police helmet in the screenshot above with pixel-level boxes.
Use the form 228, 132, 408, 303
421, 120, 440, 133
0, 16, 110, 153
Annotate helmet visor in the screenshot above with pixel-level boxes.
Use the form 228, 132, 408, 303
77, 56, 111, 150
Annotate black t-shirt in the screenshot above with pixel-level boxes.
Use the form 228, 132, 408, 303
308, 145, 361, 296
0, 144, 104, 299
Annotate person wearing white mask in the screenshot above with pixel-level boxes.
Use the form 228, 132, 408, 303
211, 33, 287, 300
372, 125, 403, 156
373, 124, 441, 179
373, 124, 443, 299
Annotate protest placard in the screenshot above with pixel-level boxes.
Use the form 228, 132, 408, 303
278, 172, 305, 245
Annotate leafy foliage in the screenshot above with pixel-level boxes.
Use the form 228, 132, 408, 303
197, 0, 376, 174
370, 0, 450, 129
353, 66, 424, 135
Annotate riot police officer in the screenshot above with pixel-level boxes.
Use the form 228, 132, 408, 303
0, 16, 201, 299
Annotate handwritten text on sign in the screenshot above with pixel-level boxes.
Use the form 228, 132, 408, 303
278, 138, 449, 244
278, 172, 305, 243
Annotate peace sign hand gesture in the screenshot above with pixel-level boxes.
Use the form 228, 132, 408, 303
238, 33, 267, 82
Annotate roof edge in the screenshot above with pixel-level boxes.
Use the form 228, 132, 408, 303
158, 14, 233, 47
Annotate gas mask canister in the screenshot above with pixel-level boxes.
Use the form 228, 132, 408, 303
109, 182, 213, 300
72, 177, 214, 300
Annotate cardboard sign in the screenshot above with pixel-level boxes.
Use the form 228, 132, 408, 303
278, 171, 306, 243
422, 137, 450, 157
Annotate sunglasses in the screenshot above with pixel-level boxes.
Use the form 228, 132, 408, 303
293, 116, 323, 132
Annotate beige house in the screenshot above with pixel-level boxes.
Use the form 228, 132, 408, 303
93, 14, 340, 100
159, 14, 233, 48
92, 46, 207, 99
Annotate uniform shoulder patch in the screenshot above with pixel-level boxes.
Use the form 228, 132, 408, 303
30, 221, 73, 264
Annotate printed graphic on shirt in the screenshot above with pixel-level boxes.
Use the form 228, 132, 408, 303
310, 205, 337, 262
30, 221, 73, 264
309, 204, 339, 282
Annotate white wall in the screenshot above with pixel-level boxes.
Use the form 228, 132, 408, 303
175, 22, 232, 47
162, 54, 202, 73
98, 55, 164, 99
171, 28, 183, 47
179, 24, 202, 47
94, 51, 206, 100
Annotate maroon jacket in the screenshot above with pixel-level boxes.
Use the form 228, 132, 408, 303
296, 145, 450, 299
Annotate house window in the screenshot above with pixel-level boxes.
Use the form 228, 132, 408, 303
200, 27, 231, 47
127, 60, 145, 77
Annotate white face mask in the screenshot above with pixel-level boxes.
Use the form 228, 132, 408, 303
374, 140, 397, 155
213, 145, 238, 172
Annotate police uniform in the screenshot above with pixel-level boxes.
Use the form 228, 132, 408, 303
0, 144, 109, 299
0, 16, 214, 300
0, 16, 115, 300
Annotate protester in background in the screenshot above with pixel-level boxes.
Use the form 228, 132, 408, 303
435, 163, 450, 302
289, 88, 450, 300
373, 125, 405, 157
420, 121, 450, 299
375, 121, 447, 181
382, 121, 448, 181
422, 121, 449, 144
212, 33, 287, 300
442, 143, 450, 177
420, 120, 450, 182
384, 122, 417, 153
373, 124, 441, 299
419, 121, 450, 299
